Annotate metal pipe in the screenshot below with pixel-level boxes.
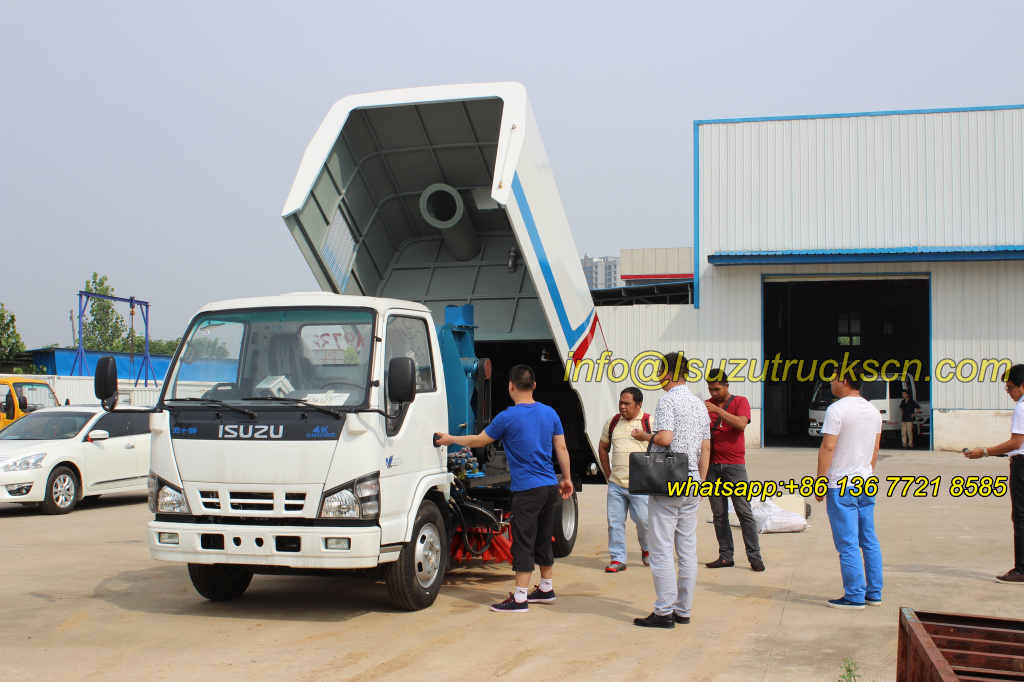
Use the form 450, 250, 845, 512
419, 183, 480, 261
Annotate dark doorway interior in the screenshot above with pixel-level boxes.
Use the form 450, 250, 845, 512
762, 278, 930, 447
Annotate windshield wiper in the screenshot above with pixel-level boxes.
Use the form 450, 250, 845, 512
243, 397, 343, 420
165, 398, 258, 419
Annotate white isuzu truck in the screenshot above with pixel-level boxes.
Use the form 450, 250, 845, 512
95, 83, 619, 610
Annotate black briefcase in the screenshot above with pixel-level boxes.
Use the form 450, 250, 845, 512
628, 442, 693, 496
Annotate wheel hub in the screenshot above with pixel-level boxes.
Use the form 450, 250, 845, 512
53, 474, 75, 508
414, 523, 441, 587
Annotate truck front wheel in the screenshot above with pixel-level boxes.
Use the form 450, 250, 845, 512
384, 500, 447, 611
187, 564, 253, 601
552, 491, 578, 558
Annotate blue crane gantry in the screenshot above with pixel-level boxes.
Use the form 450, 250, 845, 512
69, 291, 158, 386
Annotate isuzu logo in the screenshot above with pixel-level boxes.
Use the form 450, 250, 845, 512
218, 424, 284, 439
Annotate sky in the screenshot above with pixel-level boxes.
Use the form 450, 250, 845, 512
2, 0, 1022, 349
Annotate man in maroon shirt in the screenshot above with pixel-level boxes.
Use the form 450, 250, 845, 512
704, 370, 764, 571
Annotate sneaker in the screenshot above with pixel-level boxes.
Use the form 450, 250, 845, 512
996, 568, 1024, 584
605, 561, 627, 573
751, 561, 766, 572
705, 558, 734, 568
865, 597, 882, 606
827, 597, 865, 610
490, 593, 529, 613
527, 586, 556, 603
641, 551, 651, 567
633, 612, 675, 628
673, 614, 690, 624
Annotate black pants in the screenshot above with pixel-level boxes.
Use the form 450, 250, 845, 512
510, 485, 558, 572
1011, 456, 1024, 572
706, 463, 762, 564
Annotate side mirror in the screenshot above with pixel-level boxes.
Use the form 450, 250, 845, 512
87, 429, 110, 442
3, 393, 14, 420
387, 357, 417, 405
19, 396, 28, 412
94, 356, 119, 410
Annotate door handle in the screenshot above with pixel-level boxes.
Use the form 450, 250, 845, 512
879, 410, 886, 414
125, 444, 135, 449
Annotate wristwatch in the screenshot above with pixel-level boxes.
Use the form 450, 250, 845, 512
983, 447, 989, 457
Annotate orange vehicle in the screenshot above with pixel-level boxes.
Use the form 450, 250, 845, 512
0, 378, 61, 431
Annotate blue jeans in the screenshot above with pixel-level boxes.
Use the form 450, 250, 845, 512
607, 481, 648, 563
826, 488, 883, 603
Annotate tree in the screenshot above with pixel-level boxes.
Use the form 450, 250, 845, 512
122, 335, 182, 356
80, 273, 127, 351
0, 303, 26, 361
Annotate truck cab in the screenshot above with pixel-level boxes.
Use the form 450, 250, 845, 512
1, 377, 61, 431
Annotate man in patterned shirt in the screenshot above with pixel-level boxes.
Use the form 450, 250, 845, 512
631, 352, 711, 628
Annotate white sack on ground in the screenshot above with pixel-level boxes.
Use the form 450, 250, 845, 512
706, 499, 808, 533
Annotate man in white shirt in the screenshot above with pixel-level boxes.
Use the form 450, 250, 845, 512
631, 352, 711, 628
964, 363, 1024, 584
815, 368, 883, 610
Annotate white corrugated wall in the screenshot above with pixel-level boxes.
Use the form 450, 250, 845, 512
1, 375, 162, 407
698, 108, 1024, 255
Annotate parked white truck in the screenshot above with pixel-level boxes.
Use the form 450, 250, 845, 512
808, 376, 930, 444
95, 83, 619, 610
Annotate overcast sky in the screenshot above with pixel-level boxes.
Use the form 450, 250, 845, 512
2, 0, 1022, 349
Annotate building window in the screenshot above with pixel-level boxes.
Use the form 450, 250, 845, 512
838, 312, 861, 346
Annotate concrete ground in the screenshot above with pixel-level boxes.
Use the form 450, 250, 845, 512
2, 447, 1021, 681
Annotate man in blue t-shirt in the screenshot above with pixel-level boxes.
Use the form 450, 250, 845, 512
436, 364, 574, 613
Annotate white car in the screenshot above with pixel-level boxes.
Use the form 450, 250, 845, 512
0, 406, 151, 514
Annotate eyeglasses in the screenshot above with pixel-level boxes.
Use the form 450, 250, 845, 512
1008, 384, 1020, 392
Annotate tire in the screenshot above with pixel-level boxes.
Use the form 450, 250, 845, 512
384, 500, 447, 611
40, 466, 79, 515
552, 491, 578, 558
187, 564, 253, 601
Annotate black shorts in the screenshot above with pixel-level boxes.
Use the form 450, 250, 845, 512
510, 484, 559, 572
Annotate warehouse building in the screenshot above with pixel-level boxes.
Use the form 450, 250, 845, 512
599, 104, 1023, 450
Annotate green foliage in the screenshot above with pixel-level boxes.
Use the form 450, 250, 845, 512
344, 345, 359, 364
69, 275, 179, 356
0, 303, 26, 361
81, 273, 127, 352
121, 335, 182, 356
188, 337, 230, 360
839, 658, 861, 682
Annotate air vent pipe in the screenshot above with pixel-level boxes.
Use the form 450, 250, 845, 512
419, 183, 480, 262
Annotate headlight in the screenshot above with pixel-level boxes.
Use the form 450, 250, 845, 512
148, 474, 191, 514
321, 488, 360, 518
2, 454, 46, 472
320, 473, 380, 519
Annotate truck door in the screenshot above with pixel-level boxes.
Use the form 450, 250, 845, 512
382, 315, 441, 479
0, 383, 11, 430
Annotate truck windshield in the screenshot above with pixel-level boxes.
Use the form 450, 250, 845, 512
163, 308, 375, 408
811, 381, 836, 405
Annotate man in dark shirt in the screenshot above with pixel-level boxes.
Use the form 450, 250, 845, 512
899, 389, 920, 448
703, 370, 764, 572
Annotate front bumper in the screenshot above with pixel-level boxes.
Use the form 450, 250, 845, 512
147, 520, 388, 569
0, 469, 48, 503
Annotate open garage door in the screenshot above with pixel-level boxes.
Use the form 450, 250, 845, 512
762, 276, 930, 448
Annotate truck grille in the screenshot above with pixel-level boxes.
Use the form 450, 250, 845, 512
196, 489, 308, 514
